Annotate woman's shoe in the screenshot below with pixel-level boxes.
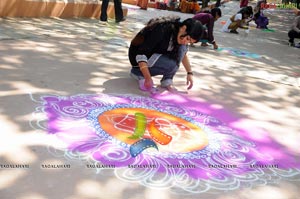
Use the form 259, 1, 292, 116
289, 42, 295, 47
116, 18, 126, 23
230, 30, 239, 34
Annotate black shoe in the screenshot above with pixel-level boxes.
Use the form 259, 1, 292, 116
289, 42, 295, 47
230, 30, 239, 34
115, 18, 126, 23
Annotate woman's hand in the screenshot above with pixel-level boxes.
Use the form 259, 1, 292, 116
213, 43, 218, 49
186, 73, 193, 90
144, 78, 154, 90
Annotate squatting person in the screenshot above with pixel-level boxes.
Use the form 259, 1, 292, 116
128, 16, 203, 91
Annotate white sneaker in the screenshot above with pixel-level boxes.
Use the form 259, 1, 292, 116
99, 20, 107, 25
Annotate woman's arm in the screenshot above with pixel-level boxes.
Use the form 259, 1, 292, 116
181, 53, 194, 90
207, 16, 218, 49
138, 61, 153, 89
134, 25, 167, 89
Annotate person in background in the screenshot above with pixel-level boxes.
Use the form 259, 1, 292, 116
190, 0, 201, 13
128, 17, 203, 91
100, 0, 125, 23
179, 0, 200, 14
288, 15, 300, 47
168, 0, 178, 11
215, 0, 221, 8
240, 0, 249, 8
221, 6, 253, 34
245, 1, 268, 29
193, 7, 222, 49
252, 8, 269, 29
137, 0, 149, 10
202, 0, 209, 9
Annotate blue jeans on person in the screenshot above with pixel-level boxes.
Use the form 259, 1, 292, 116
100, 0, 123, 22
130, 45, 188, 87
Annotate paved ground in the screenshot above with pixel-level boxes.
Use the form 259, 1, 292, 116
1, 1, 300, 199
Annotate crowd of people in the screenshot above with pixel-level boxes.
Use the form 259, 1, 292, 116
121, 0, 300, 91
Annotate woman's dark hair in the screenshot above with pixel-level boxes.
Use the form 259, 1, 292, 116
238, 6, 253, 17
144, 16, 180, 31
144, 17, 203, 42
181, 18, 203, 43
141, 16, 202, 64
203, 8, 222, 18
211, 7, 222, 18
246, 6, 253, 17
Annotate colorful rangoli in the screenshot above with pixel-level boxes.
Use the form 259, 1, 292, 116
32, 93, 300, 194
217, 47, 262, 59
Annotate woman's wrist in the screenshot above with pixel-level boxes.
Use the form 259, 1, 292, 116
187, 71, 193, 75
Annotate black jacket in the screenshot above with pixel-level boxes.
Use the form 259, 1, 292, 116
128, 22, 179, 67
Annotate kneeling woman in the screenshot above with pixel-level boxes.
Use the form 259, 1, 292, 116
128, 17, 203, 91
221, 7, 252, 34
193, 7, 222, 49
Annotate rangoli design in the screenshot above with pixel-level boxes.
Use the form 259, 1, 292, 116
217, 47, 262, 58
32, 93, 300, 194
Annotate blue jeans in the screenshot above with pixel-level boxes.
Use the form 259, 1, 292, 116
130, 45, 188, 87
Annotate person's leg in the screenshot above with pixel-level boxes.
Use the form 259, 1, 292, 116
255, 17, 261, 28
100, 0, 109, 21
158, 45, 188, 88
130, 46, 188, 89
228, 22, 239, 30
130, 68, 144, 80
295, 0, 299, 9
297, 31, 300, 39
228, 22, 239, 33
114, 0, 124, 22
158, 57, 178, 88
295, 31, 300, 47
222, 19, 232, 32
202, 0, 208, 8
130, 55, 178, 88
288, 29, 298, 45
130, 54, 163, 80
200, 29, 209, 46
